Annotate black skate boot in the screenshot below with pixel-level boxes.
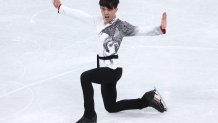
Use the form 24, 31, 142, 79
142, 89, 167, 113
76, 115, 97, 123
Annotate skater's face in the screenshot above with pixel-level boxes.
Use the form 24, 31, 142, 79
100, 6, 118, 24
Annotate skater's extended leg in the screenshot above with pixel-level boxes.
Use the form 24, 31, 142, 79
101, 83, 149, 113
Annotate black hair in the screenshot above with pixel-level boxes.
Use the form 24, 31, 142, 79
99, 0, 119, 9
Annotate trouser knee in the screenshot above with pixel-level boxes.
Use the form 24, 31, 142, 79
80, 71, 90, 84
105, 105, 117, 113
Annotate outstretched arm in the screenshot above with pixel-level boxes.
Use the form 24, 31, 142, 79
134, 12, 167, 36
52, 0, 96, 25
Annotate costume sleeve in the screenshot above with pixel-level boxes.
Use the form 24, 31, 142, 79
122, 21, 166, 37
120, 21, 138, 36
134, 26, 166, 36
58, 5, 96, 25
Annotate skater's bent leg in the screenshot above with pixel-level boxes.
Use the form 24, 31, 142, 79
80, 71, 96, 118
101, 83, 147, 113
80, 67, 119, 118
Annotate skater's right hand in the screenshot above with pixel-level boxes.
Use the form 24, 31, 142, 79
52, 0, 61, 9
161, 12, 167, 29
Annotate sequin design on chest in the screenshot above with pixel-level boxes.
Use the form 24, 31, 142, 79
100, 19, 137, 56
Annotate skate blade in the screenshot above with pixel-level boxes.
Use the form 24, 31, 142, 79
154, 86, 167, 111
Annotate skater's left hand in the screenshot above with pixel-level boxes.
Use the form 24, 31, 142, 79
161, 12, 167, 29
52, 0, 61, 9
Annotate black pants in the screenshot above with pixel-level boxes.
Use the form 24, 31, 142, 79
80, 67, 148, 118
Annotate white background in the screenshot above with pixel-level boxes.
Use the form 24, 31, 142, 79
1, 0, 218, 123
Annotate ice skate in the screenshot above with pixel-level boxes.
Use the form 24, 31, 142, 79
142, 88, 167, 113
76, 115, 97, 123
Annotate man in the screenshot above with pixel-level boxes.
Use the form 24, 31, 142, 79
52, 0, 167, 123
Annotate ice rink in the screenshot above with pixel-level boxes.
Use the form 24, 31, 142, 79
1, 0, 218, 123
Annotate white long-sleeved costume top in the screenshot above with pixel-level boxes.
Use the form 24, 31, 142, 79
59, 5, 165, 69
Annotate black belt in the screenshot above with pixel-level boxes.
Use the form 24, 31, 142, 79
97, 54, 119, 68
